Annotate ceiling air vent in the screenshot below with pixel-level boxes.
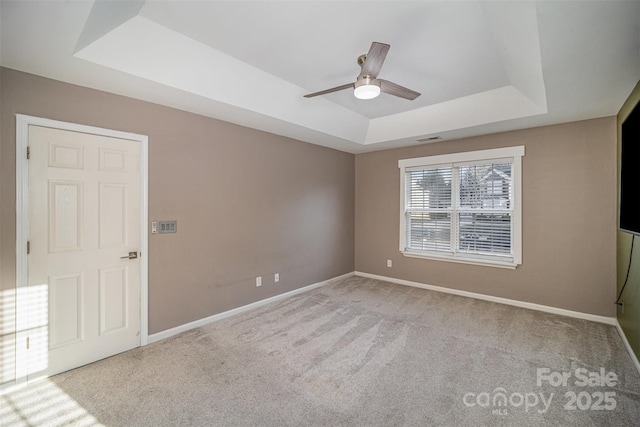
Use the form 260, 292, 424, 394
417, 136, 442, 142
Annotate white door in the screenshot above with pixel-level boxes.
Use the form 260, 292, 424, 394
27, 125, 141, 379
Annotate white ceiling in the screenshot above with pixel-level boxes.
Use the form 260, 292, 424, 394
1, 0, 639, 153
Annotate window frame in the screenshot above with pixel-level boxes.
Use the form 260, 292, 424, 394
398, 146, 524, 269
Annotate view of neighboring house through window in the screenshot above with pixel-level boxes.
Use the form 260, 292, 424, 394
398, 146, 524, 268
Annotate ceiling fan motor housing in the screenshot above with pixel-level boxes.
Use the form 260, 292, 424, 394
355, 75, 380, 89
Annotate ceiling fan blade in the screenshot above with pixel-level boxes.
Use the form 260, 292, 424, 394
379, 79, 421, 100
304, 83, 354, 98
360, 42, 390, 78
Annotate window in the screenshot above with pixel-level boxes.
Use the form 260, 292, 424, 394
398, 146, 524, 268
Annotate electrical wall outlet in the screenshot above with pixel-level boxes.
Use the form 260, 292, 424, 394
274, 273, 280, 283
256, 276, 262, 287
387, 259, 393, 268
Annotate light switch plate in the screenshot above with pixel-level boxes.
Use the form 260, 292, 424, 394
159, 220, 177, 233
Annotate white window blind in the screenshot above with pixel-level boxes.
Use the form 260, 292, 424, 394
405, 167, 452, 252
399, 146, 524, 268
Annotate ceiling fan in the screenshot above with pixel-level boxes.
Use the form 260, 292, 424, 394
304, 42, 421, 101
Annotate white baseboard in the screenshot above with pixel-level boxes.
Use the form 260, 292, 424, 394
354, 271, 617, 326
148, 272, 354, 344
615, 320, 640, 376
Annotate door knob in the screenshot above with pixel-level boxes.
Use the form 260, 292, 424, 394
120, 251, 138, 259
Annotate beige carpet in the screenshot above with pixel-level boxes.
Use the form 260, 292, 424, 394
2, 275, 640, 426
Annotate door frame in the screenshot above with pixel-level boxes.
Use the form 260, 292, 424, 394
15, 114, 149, 385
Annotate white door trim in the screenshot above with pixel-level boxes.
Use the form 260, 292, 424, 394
15, 114, 149, 385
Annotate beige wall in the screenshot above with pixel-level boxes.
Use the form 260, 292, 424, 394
0, 68, 355, 347
0, 66, 622, 385
355, 117, 617, 317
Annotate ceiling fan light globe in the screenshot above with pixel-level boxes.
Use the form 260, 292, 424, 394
354, 83, 381, 100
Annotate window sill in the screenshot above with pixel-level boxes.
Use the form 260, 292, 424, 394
401, 251, 519, 270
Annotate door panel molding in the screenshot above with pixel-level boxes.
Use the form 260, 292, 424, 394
15, 114, 149, 386
48, 180, 84, 253
99, 266, 129, 335
49, 272, 85, 349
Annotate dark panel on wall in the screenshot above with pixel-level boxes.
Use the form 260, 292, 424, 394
617, 80, 640, 363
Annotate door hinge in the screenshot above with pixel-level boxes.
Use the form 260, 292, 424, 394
27, 241, 30, 254
27, 146, 30, 159
26, 336, 30, 350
